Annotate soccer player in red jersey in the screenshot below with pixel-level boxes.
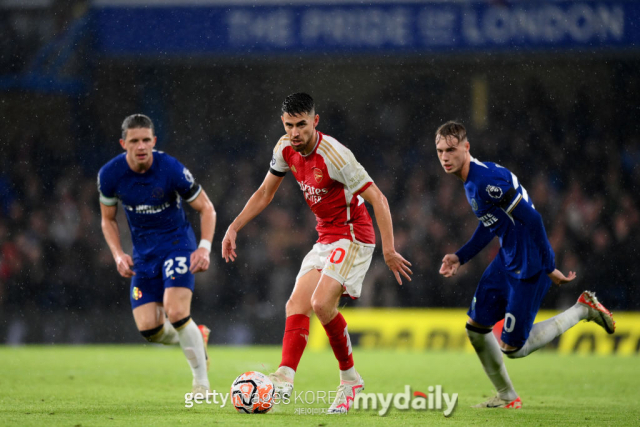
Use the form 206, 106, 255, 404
222, 93, 412, 413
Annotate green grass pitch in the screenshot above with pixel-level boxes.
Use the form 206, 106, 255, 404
0, 345, 638, 426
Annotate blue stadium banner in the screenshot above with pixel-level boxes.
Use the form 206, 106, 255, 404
91, 0, 640, 56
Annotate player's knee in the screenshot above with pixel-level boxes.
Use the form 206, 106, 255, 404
286, 297, 313, 317
465, 322, 492, 343
502, 347, 525, 359
310, 296, 329, 318
310, 297, 323, 314
165, 305, 189, 324
140, 324, 164, 343
285, 297, 300, 316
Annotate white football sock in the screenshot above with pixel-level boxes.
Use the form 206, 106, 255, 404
467, 327, 518, 401
156, 318, 179, 345
176, 318, 209, 389
339, 366, 358, 383
506, 304, 588, 359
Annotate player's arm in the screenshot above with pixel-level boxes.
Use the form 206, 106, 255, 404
221, 172, 284, 263
439, 222, 494, 278
506, 198, 576, 284
360, 183, 413, 285
100, 203, 135, 278
187, 190, 216, 273
506, 194, 555, 273
456, 222, 494, 265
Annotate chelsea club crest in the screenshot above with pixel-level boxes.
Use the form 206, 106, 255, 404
471, 198, 478, 211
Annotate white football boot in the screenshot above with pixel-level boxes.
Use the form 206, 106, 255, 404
327, 373, 365, 414
268, 370, 294, 400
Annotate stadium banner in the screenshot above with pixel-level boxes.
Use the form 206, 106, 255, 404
91, 0, 640, 56
308, 308, 640, 355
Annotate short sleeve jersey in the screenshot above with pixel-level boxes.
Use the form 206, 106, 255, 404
464, 157, 555, 279
270, 132, 375, 245
97, 151, 201, 268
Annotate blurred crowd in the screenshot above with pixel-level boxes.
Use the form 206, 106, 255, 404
0, 57, 639, 344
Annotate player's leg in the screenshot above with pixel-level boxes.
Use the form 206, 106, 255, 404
269, 249, 322, 398
501, 276, 615, 358
133, 303, 180, 344
312, 274, 364, 414
313, 240, 372, 414
162, 252, 209, 392
312, 274, 356, 373
272, 269, 319, 385
130, 275, 178, 344
466, 259, 520, 408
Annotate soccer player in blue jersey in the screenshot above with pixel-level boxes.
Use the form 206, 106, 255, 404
98, 114, 216, 395
435, 121, 615, 409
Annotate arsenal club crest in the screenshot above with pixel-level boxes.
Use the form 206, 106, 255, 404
313, 167, 323, 183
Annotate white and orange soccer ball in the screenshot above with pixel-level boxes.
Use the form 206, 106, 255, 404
230, 371, 275, 414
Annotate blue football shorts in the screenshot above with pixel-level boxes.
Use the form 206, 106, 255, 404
467, 256, 552, 348
129, 250, 195, 309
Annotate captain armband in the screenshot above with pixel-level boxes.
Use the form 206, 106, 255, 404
269, 167, 286, 177
184, 184, 202, 203
498, 188, 522, 214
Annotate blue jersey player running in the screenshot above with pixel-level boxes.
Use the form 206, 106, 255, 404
435, 121, 615, 409
98, 114, 216, 396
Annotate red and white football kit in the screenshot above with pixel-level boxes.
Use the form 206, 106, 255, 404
269, 131, 375, 298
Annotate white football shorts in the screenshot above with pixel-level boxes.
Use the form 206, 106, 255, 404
296, 239, 375, 299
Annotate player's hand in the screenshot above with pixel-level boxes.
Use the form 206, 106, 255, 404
190, 247, 210, 273
221, 228, 238, 263
115, 253, 136, 278
439, 254, 460, 278
383, 251, 413, 285
547, 269, 576, 286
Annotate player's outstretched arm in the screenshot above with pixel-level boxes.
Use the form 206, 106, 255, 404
360, 183, 412, 285
439, 254, 461, 278
188, 190, 216, 273
100, 203, 135, 278
548, 269, 577, 286
454, 222, 494, 266
222, 172, 284, 263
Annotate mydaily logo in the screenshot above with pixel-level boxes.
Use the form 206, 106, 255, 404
352, 385, 458, 417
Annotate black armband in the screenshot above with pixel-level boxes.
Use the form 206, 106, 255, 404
269, 167, 286, 177
498, 187, 520, 212
183, 184, 202, 203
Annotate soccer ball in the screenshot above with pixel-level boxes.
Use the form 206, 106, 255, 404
230, 371, 275, 414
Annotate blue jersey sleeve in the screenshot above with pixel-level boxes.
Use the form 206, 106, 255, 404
510, 200, 556, 274
171, 158, 202, 203
97, 166, 118, 206
478, 174, 521, 214
455, 222, 495, 265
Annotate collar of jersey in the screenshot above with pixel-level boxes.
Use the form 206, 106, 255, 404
300, 132, 321, 158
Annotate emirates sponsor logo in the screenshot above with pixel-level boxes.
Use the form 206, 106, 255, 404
298, 181, 328, 204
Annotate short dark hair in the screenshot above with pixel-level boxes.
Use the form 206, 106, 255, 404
121, 114, 154, 139
281, 93, 315, 116
435, 120, 467, 145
